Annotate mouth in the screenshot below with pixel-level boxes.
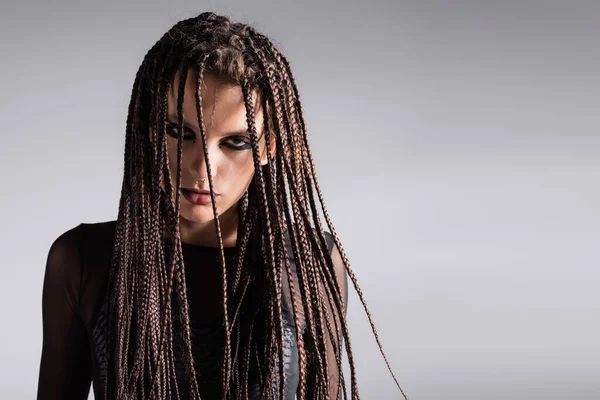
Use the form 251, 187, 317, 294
180, 188, 220, 206
181, 187, 220, 196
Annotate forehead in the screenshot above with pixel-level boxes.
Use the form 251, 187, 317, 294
167, 69, 262, 123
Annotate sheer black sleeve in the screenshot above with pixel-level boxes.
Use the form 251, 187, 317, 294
36, 224, 93, 400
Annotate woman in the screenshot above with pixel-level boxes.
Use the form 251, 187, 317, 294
36, 12, 407, 400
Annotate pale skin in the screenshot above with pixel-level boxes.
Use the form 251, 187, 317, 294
154, 68, 345, 398
157, 69, 275, 248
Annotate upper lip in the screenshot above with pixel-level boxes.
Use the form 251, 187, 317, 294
181, 188, 220, 196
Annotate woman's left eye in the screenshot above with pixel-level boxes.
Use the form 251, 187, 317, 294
166, 123, 195, 140
223, 136, 251, 150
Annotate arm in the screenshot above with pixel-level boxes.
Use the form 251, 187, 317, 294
301, 232, 349, 399
322, 237, 348, 400
36, 224, 93, 400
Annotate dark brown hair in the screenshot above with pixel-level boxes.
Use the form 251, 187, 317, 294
105, 11, 407, 399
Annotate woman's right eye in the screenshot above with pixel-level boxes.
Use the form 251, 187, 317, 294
166, 123, 195, 140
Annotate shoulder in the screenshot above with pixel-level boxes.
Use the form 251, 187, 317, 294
280, 225, 336, 254
319, 230, 348, 311
49, 220, 116, 249
46, 223, 85, 269
45, 220, 117, 283
322, 230, 335, 253
279, 226, 343, 286
77, 220, 118, 278
43, 223, 87, 317
79, 219, 117, 250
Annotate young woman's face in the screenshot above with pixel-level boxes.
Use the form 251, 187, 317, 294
162, 69, 273, 224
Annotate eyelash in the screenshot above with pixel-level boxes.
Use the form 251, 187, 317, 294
165, 123, 251, 151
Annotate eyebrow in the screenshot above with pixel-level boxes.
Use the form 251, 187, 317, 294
166, 114, 194, 128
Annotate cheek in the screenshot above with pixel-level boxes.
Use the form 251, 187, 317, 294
165, 142, 256, 189
220, 152, 256, 190
165, 141, 194, 174
221, 139, 267, 190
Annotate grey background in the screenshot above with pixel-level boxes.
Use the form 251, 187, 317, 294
1, 0, 599, 398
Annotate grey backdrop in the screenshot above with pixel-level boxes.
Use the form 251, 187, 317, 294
1, 0, 599, 399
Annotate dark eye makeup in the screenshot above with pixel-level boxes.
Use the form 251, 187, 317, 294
165, 122, 195, 140
165, 122, 251, 151
223, 137, 252, 150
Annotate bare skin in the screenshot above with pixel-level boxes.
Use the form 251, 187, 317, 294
154, 69, 344, 398
154, 69, 275, 248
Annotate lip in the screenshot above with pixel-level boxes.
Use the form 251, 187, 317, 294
180, 188, 220, 206
181, 187, 220, 196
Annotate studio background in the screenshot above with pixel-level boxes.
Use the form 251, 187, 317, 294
1, 1, 598, 399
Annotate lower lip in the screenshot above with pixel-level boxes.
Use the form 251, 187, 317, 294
181, 189, 218, 206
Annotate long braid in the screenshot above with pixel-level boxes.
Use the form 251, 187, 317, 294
171, 61, 202, 399
111, 52, 143, 396
155, 75, 182, 400
149, 39, 200, 400
107, 11, 408, 400
278, 45, 410, 399
151, 72, 173, 399
249, 48, 312, 399
258, 44, 328, 396
247, 28, 330, 398
279, 82, 330, 397
131, 50, 171, 397
104, 44, 143, 399
240, 78, 287, 399
284, 168, 348, 397
191, 55, 235, 398
261, 45, 355, 395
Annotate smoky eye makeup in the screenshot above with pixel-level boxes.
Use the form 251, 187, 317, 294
165, 121, 253, 151
222, 136, 252, 151
165, 122, 195, 140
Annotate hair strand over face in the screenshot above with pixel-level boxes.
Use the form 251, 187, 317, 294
104, 11, 409, 400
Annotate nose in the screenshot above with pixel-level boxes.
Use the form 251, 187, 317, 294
188, 142, 216, 182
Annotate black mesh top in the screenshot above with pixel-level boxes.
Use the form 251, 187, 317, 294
36, 220, 348, 400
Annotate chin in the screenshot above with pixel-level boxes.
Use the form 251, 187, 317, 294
180, 208, 218, 222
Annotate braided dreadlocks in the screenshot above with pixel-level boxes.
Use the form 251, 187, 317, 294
104, 11, 408, 400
